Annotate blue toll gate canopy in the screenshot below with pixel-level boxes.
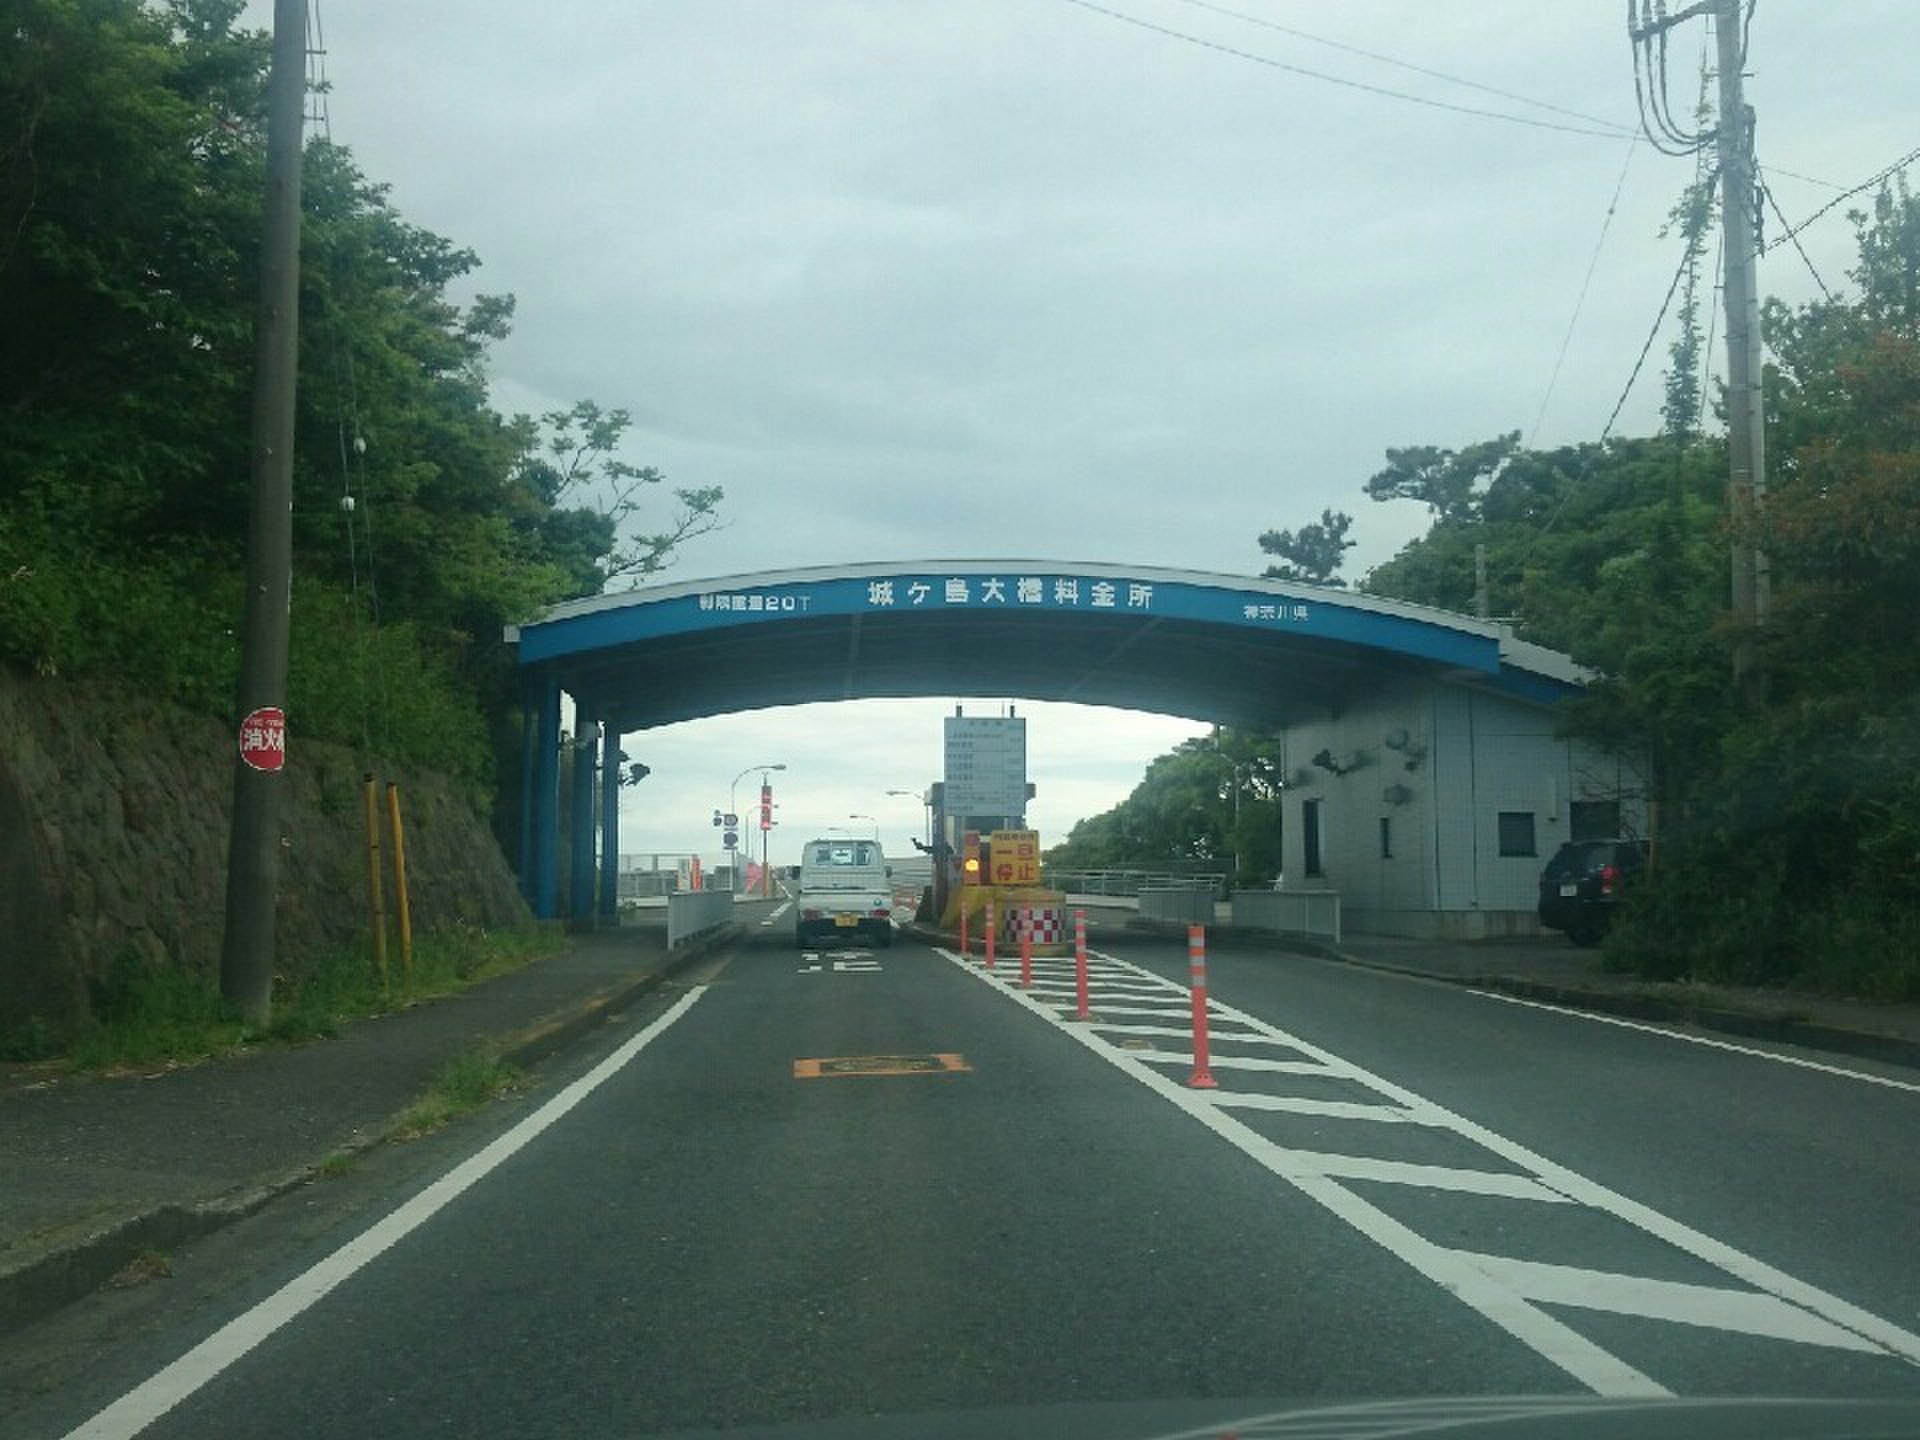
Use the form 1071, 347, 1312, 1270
507, 560, 1584, 732
504, 561, 1587, 921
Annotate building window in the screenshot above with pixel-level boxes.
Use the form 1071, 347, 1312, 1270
1302, 799, 1323, 878
1379, 816, 1393, 859
1570, 799, 1621, 841
1497, 810, 1537, 857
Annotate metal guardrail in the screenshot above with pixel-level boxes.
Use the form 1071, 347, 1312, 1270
1045, 869, 1229, 898
1231, 888, 1342, 943
1139, 887, 1217, 925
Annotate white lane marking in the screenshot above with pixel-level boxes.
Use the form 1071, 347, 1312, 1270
1182, 973, 1920, 1369
1469, 989, 1920, 1095
1026, 979, 1174, 998
1086, 1023, 1296, 1046
1456, 1254, 1886, 1353
1207, 1092, 1422, 1123
938, 948, 1666, 1398
1130, 1051, 1336, 1076
759, 899, 795, 926
948, 945, 1920, 1392
65, 987, 711, 1440
1297, 1154, 1574, 1205
1053, 1001, 1195, 1020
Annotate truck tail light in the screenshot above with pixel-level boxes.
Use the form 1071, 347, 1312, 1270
1599, 863, 1619, 895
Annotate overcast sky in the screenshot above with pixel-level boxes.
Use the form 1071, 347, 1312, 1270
283, 1, 1917, 865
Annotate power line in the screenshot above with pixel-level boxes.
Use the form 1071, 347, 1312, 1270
1513, 223, 1704, 575
1167, 0, 1634, 134
1765, 141, 1920, 256
1529, 139, 1642, 446
1758, 168, 1833, 300
1601, 205, 1702, 440
1056, 0, 1637, 140
1627, 0, 1716, 156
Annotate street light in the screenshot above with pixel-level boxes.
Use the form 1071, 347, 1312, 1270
729, 762, 785, 894
848, 812, 879, 840
886, 787, 932, 846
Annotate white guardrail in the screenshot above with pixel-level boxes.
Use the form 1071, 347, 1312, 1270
1138, 887, 1217, 925
1047, 869, 1228, 898
666, 888, 735, 948
1230, 888, 1342, 943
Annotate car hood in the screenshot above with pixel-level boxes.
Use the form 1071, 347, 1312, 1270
640, 1394, 1920, 1440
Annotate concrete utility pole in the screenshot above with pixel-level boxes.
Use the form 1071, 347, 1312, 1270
220, 0, 307, 1025
1713, 0, 1770, 691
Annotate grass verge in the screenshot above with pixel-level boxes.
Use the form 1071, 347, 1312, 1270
35, 922, 564, 1072
395, 1050, 525, 1138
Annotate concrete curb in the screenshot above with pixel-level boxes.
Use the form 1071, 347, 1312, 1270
0, 924, 740, 1337
1121, 917, 1920, 1074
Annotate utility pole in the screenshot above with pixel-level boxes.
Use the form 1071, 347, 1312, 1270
1713, 0, 1769, 692
1630, 0, 1769, 692
220, 0, 307, 1025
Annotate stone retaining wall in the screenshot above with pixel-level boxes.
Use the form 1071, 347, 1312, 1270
0, 667, 530, 1033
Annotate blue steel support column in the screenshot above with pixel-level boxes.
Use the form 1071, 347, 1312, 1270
569, 718, 597, 924
600, 721, 621, 921
517, 677, 538, 904
533, 673, 561, 920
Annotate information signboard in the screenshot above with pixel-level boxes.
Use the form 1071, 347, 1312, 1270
943, 716, 1026, 818
988, 829, 1041, 887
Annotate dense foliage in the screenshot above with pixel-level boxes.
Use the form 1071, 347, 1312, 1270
0, 0, 717, 811
1057, 184, 1920, 999
1044, 730, 1285, 888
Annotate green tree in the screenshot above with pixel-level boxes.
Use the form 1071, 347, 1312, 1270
1046, 730, 1285, 888
1258, 508, 1354, 586
0, 0, 721, 821
1362, 432, 1519, 523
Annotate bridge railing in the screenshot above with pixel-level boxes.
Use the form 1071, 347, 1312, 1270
1045, 868, 1229, 899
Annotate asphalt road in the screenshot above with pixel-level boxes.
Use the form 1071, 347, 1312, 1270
14, 907, 1920, 1438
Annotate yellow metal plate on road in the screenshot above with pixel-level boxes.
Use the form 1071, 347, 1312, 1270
792, 1054, 971, 1079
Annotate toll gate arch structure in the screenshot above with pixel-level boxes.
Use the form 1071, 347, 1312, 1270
507, 560, 1596, 931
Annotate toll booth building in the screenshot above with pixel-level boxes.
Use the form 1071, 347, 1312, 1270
1273, 639, 1645, 941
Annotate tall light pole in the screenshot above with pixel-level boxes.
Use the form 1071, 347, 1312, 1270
729, 762, 784, 892
849, 813, 879, 840
886, 788, 932, 845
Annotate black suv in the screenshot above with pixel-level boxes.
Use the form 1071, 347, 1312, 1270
1537, 839, 1649, 946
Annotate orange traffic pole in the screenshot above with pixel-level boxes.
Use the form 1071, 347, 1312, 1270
1019, 911, 1033, 989
1074, 909, 1090, 1020
959, 901, 969, 957
1187, 924, 1217, 1089
984, 897, 996, 970
385, 783, 414, 986
362, 774, 389, 990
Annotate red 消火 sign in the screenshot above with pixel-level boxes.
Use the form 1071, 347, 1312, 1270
238, 707, 287, 772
